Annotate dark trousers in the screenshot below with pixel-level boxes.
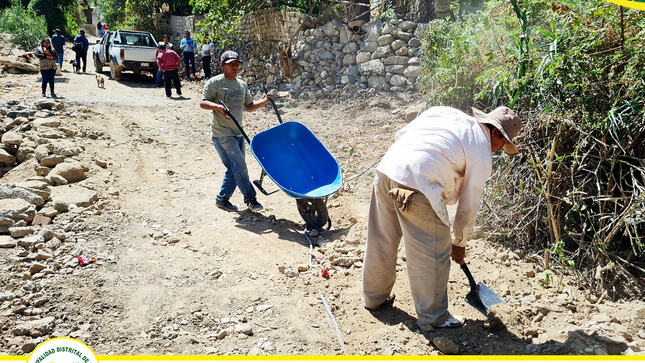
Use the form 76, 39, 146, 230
40, 69, 55, 95
183, 51, 195, 77
202, 55, 211, 79
164, 69, 182, 97
75, 51, 87, 72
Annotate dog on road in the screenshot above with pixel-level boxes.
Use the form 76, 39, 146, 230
69, 59, 80, 73
95, 74, 105, 88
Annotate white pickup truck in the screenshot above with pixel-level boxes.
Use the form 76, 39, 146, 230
93, 30, 158, 81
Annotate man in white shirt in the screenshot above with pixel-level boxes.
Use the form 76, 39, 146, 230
362, 106, 522, 330
201, 34, 214, 80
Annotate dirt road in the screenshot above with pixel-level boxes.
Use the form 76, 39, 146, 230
0, 48, 643, 355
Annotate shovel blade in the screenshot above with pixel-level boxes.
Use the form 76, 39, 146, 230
465, 282, 505, 317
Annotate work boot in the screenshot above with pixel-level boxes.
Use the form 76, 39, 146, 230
216, 199, 238, 212
246, 198, 263, 211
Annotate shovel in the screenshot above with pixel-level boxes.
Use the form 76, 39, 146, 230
460, 262, 505, 317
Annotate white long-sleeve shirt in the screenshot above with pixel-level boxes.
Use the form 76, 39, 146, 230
377, 106, 492, 247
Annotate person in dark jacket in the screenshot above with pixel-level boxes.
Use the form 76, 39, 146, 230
50, 29, 65, 70
35, 38, 58, 98
73, 29, 89, 72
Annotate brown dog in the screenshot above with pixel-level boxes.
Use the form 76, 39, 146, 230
96, 74, 105, 88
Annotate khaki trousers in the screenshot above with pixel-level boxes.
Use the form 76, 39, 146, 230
362, 171, 452, 326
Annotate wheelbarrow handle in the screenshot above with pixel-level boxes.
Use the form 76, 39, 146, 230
460, 263, 478, 291
263, 85, 283, 124
218, 101, 251, 144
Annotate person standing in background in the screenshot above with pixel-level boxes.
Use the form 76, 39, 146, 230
156, 44, 183, 98
50, 29, 65, 71
97, 22, 104, 37
179, 31, 197, 79
155, 35, 173, 87
73, 29, 89, 73
201, 33, 214, 80
35, 38, 58, 98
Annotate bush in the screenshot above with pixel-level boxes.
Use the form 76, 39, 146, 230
0, 1, 47, 50
420, 0, 645, 298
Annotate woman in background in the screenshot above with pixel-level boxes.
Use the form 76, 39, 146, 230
34, 38, 57, 98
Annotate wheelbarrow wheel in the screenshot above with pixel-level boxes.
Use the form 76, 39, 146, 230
296, 198, 331, 231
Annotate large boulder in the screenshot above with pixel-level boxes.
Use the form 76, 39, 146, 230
0, 198, 36, 229
0, 149, 15, 166
48, 162, 86, 184
12, 317, 55, 337
368, 76, 386, 88
0, 184, 45, 207
50, 184, 97, 208
404, 65, 421, 78
47, 140, 82, 156
383, 56, 410, 65
358, 60, 385, 75
389, 75, 407, 87
32, 117, 61, 128
40, 155, 65, 168
377, 34, 395, 46
356, 52, 371, 64
1, 131, 22, 147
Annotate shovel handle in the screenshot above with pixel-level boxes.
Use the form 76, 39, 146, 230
460, 263, 478, 290
263, 85, 283, 124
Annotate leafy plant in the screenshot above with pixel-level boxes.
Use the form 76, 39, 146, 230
0, 0, 47, 50
420, 0, 645, 298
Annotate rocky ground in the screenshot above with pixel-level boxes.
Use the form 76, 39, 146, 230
0, 37, 643, 356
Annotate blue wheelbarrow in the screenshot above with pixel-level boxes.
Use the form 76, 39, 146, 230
218, 90, 342, 231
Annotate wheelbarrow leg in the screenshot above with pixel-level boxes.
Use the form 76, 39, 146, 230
253, 170, 278, 196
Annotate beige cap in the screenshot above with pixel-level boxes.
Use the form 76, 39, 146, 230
472, 106, 522, 155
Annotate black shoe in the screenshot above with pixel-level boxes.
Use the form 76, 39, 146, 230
51, 93, 57, 98
246, 198, 263, 211
216, 199, 238, 212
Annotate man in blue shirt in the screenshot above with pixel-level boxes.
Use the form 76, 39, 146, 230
50, 29, 65, 70
73, 29, 89, 73
179, 31, 197, 79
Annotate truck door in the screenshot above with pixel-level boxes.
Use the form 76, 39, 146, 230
105, 31, 113, 61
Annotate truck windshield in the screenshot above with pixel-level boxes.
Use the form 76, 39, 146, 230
118, 33, 155, 47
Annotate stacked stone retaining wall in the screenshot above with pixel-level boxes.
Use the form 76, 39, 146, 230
241, 17, 426, 94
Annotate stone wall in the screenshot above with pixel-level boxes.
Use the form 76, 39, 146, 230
241, 18, 426, 94
162, 9, 428, 94
239, 8, 309, 43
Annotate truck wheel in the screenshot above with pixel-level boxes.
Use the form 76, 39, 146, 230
109, 62, 122, 81
94, 55, 102, 73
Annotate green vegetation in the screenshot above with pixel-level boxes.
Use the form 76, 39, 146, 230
0, 0, 47, 50
420, 0, 644, 298
190, 0, 323, 49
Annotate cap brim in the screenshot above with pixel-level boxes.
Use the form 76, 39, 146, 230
223, 59, 242, 64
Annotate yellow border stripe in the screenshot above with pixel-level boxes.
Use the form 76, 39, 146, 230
604, 0, 645, 10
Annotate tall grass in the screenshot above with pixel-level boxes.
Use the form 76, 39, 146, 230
420, 0, 644, 298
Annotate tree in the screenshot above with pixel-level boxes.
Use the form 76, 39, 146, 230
28, 0, 83, 36
94, 0, 126, 29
